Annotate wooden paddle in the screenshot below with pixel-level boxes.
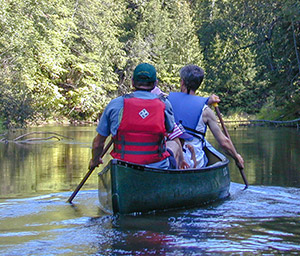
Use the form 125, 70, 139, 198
67, 138, 113, 203
213, 103, 249, 190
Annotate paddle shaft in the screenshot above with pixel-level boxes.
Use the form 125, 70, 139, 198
67, 138, 113, 203
214, 106, 231, 139
214, 105, 249, 189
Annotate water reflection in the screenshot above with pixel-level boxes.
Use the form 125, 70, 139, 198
1, 126, 300, 255
0, 184, 299, 255
0, 141, 91, 197
0, 126, 299, 199
93, 184, 300, 255
207, 127, 300, 187
0, 126, 112, 198
110, 214, 175, 255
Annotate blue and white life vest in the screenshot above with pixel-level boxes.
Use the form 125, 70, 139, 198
168, 92, 208, 140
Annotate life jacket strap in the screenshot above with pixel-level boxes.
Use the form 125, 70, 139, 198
114, 140, 159, 146
181, 124, 206, 141
114, 136, 166, 158
114, 149, 162, 155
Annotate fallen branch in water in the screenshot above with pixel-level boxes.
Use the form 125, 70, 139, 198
0, 131, 74, 144
15, 135, 62, 142
13, 131, 73, 141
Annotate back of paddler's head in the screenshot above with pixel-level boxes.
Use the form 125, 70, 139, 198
180, 65, 204, 92
132, 63, 157, 91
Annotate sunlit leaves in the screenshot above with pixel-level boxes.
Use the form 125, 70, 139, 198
0, 0, 299, 127
123, 0, 203, 93
193, 0, 299, 115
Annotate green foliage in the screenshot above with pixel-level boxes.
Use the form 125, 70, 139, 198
0, 0, 127, 124
0, 119, 4, 132
0, 0, 299, 127
120, 0, 203, 93
0, 79, 35, 128
257, 98, 285, 121
192, 0, 300, 116
56, 1, 125, 120
258, 93, 300, 120
193, 0, 267, 114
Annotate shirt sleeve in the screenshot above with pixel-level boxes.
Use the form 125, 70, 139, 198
167, 123, 183, 140
96, 97, 124, 136
204, 97, 209, 104
96, 105, 111, 137
164, 98, 175, 133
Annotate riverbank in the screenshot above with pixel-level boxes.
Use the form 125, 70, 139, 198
1, 114, 300, 135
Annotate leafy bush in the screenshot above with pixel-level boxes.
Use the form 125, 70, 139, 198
257, 95, 300, 121
0, 0, 298, 125
0, 81, 35, 128
0, 117, 4, 132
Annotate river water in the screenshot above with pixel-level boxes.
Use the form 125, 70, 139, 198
0, 126, 299, 255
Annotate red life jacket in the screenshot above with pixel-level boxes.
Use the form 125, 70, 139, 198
111, 95, 170, 164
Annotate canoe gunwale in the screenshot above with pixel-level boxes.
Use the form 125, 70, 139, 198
98, 144, 229, 175
105, 158, 229, 174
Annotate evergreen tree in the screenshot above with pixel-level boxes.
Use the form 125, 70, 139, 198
57, 0, 127, 120
0, 0, 127, 123
191, 0, 299, 116
0, 0, 299, 127
122, 0, 203, 93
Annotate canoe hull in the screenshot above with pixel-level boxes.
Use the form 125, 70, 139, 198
98, 145, 230, 214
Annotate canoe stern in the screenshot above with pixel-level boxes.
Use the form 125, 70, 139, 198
98, 159, 230, 214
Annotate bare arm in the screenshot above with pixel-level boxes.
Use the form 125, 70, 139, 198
89, 134, 108, 170
174, 138, 190, 169
186, 144, 197, 168
203, 107, 244, 169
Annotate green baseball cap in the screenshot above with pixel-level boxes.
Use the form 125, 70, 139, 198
133, 63, 157, 82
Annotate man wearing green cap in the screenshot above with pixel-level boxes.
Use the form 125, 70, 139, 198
89, 63, 179, 170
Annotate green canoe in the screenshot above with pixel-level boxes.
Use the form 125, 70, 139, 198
98, 143, 230, 215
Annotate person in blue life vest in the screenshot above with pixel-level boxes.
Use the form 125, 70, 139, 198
151, 82, 220, 168
168, 64, 244, 170
151, 86, 196, 168
89, 63, 186, 170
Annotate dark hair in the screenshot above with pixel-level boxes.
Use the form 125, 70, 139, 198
133, 80, 156, 91
180, 65, 204, 93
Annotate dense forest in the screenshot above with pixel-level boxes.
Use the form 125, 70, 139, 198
0, 0, 299, 128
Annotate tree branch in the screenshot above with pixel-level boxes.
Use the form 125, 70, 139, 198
292, 20, 300, 73
13, 131, 73, 141
217, 18, 278, 70
15, 136, 62, 143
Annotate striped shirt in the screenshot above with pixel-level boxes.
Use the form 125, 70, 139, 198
167, 123, 183, 140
